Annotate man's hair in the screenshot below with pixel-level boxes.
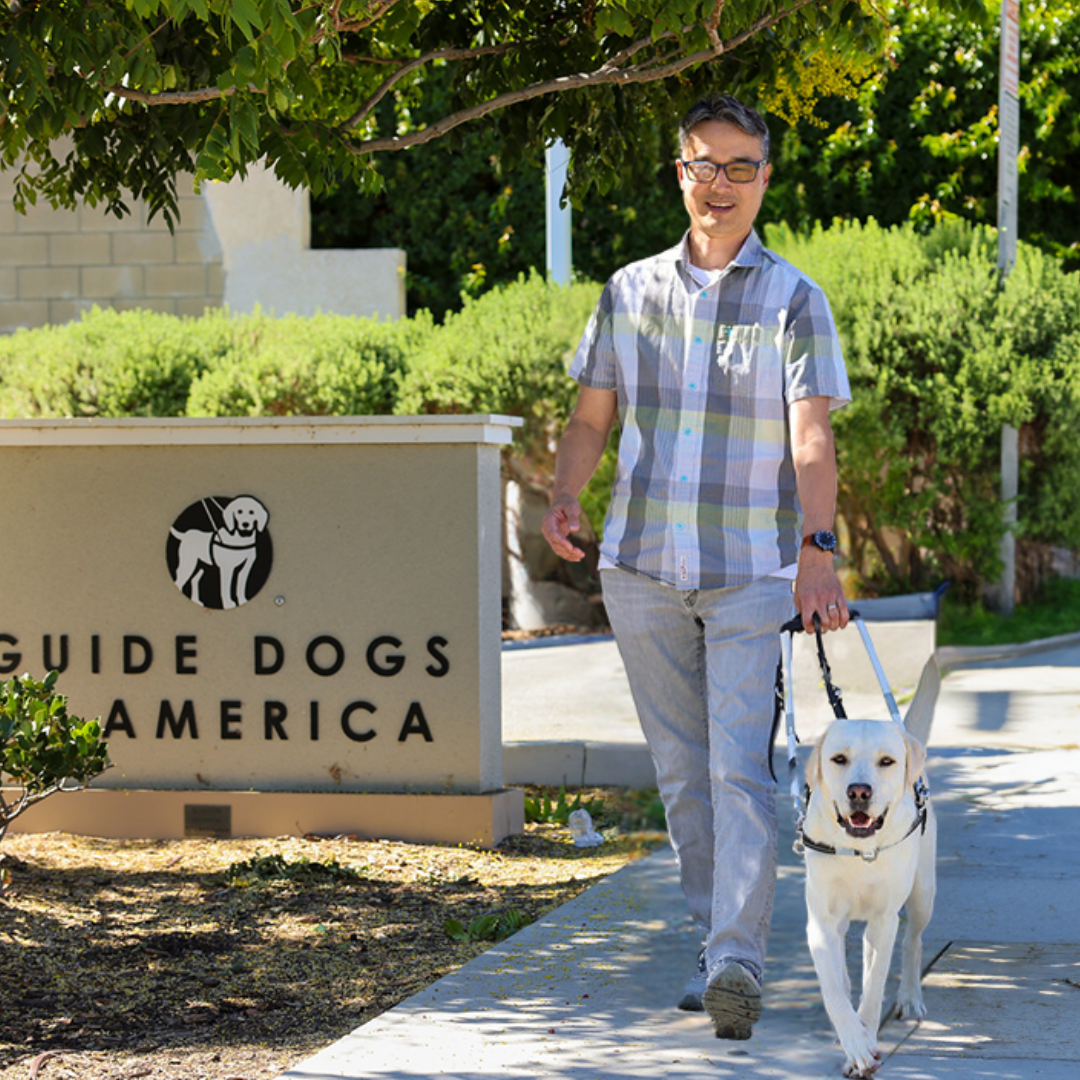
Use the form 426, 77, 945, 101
678, 95, 770, 160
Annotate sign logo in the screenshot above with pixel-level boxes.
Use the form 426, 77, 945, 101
166, 495, 272, 609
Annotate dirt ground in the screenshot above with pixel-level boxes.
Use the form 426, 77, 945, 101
0, 787, 663, 1080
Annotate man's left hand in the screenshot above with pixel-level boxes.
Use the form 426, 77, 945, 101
794, 555, 849, 634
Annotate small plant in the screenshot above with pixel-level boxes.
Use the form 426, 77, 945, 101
444, 908, 532, 944
620, 788, 668, 832
524, 786, 604, 826
0, 671, 110, 843
223, 852, 364, 888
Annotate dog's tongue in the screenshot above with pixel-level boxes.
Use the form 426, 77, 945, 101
850, 812, 872, 828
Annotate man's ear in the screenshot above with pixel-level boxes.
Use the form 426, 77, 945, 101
762, 161, 772, 190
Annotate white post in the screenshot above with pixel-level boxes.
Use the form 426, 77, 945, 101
545, 139, 573, 286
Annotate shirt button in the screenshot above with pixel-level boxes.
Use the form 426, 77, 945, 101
694, 336, 702, 344
700, 290, 707, 298
680, 475, 688, 482
676, 523, 685, 530
689, 382, 696, 390
683, 428, 691, 435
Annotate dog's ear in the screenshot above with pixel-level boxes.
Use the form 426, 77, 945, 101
903, 730, 927, 787
806, 738, 824, 791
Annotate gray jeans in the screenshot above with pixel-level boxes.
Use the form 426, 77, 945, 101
601, 566, 795, 982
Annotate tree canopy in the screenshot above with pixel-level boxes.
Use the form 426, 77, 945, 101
768, 1, 1080, 270
1, 0, 978, 225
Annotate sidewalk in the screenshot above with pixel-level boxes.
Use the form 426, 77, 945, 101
281, 632, 1080, 1080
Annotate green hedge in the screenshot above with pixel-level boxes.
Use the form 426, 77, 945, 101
394, 272, 600, 462
0, 307, 226, 418
767, 218, 1080, 598
185, 310, 435, 418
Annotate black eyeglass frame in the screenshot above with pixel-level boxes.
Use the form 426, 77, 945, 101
679, 158, 768, 184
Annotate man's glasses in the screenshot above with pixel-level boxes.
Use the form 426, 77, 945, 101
680, 159, 766, 184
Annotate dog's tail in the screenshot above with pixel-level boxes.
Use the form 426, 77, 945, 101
903, 653, 940, 747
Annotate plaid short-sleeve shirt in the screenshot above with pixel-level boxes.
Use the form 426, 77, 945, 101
569, 230, 850, 590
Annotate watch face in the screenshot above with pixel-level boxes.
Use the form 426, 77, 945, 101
813, 530, 838, 552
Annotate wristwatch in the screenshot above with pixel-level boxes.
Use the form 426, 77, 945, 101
801, 529, 838, 554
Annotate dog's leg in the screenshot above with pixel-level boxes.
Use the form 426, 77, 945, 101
857, 913, 900, 1038
897, 813, 937, 1019
808, 912, 882, 1079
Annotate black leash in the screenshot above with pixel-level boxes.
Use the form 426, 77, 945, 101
768, 610, 856, 781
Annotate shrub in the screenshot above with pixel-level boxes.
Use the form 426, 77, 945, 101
0, 306, 224, 418
0, 670, 110, 843
186, 310, 435, 417
395, 272, 601, 465
767, 218, 1080, 599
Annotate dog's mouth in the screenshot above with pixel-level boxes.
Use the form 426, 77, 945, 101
837, 809, 887, 838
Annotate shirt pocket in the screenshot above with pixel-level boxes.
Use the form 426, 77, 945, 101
714, 323, 782, 399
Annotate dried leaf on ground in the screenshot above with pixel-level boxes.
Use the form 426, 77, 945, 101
0, 788, 662, 1080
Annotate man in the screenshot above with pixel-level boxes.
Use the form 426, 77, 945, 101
541, 94, 850, 1040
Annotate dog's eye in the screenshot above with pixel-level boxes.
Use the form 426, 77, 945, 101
879, 756, 896, 768
830, 754, 848, 766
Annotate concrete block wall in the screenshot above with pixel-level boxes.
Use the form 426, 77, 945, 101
1, 163, 406, 335
0, 171, 224, 334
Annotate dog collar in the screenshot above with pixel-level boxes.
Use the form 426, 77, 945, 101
796, 779, 929, 863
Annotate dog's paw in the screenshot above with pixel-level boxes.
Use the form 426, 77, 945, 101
840, 1025, 882, 1079
895, 992, 927, 1021
842, 1048, 883, 1079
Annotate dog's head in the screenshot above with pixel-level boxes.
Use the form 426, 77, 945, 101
224, 495, 269, 537
806, 719, 926, 841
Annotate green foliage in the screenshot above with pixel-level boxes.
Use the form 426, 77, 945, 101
768, 1, 1080, 270
938, 576, 1080, 646
224, 851, 364, 888
395, 272, 601, 463
311, 63, 686, 320
1, 0, 936, 225
523, 785, 604, 826
444, 908, 532, 944
0, 306, 223, 418
0, 670, 110, 842
186, 310, 434, 417
767, 218, 1080, 599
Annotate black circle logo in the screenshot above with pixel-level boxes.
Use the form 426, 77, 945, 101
166, 495, 273, 609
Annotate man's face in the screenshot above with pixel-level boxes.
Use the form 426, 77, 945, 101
677, 120, 770, 248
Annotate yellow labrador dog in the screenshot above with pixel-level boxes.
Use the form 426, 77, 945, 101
802, 719, 936, 1078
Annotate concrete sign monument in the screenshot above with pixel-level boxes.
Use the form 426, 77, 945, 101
0, 415, 524, 845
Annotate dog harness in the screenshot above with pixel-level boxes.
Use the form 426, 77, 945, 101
774, 611, 931, 862
797, 776, 930, 862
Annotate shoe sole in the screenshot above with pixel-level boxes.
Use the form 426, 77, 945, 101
702, 966, 761, 1040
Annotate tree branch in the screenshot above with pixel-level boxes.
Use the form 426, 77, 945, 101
104, 84, 240, 105
344, 1, 821, 154
342, 44, 518, 131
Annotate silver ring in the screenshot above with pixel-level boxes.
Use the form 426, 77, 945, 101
827, 603, 839, 611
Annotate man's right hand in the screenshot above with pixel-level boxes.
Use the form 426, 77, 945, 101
542, 494, 588, 562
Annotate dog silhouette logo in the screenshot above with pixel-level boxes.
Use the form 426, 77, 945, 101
166, 495, 272, 609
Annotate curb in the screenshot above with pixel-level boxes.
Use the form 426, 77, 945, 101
937, 628, 1080, 668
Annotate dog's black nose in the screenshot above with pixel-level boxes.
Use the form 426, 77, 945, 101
847, 783, 872, 806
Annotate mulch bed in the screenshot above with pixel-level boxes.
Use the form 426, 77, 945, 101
0, 787, 662, 1080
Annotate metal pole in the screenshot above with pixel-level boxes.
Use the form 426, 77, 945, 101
545, 139, 572, 286
995, 0, 1021, 613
